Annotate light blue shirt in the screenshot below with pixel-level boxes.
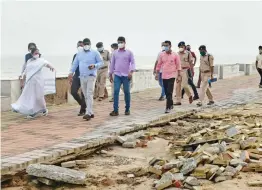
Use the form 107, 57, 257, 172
70, 49, 103, 77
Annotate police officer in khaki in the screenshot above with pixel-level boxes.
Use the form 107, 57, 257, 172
174, 41, 193, 105
197, 45, 215, 106
94, 42, 110, 101
256, 46, 262, 88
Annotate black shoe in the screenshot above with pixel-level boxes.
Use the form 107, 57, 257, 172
193, 96, 199, 100
83, 114, 92, 121
196, 102, 202, 107
125, 111, 130, 115
91, 114, 94, 118
207, 101, 215, 105
174, 102, 182, 106
165, 108, 171, 114
110, 111, 119, 116
158, 96, 165, 101
78, 111, 86, 116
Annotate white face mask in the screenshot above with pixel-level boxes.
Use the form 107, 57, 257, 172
118, 43, 125, 49
77, 46, 83, 52
260, 50, 262, 54
83, 45, 90, 51
97, 47, 104, 52
161, 46, 165, 51
179, 47, 184, 52
33, 54, 39, 59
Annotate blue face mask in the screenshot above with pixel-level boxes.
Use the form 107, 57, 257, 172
164, 46, 169, 52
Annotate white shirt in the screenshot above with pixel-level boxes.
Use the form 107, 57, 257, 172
256, 54, 262, 69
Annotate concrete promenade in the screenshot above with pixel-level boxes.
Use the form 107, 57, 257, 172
1, 74, 262, 175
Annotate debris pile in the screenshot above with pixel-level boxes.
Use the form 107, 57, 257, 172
147, 110, 262, 190
116, 130, 155, 148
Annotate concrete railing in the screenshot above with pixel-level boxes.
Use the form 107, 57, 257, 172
1, 63, 258, 111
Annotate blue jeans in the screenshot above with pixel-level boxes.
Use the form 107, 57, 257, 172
158, 73, 165, 97
113, 75, 131, 112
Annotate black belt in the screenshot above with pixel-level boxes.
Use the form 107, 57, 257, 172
201, 70, 211, 73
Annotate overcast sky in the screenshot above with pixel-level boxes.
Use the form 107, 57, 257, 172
1, 1, 262, 61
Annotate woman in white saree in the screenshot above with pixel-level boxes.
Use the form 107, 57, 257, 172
12, 48, 55, 118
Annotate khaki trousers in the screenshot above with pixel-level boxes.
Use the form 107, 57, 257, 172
199, 72, 213, 102
176, 69, 191, 102
94, 68, 108, 98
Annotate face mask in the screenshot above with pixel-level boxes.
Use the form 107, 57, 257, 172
98, 47, 104, 52
161, 46, 165, 51
200, 52, 206, 56
111, 48, 115, 53
259, 50, 262, 54
118, 43, 125, 49
77, 46, 83, 52
179, 48, 184, 52
164, 46, 169, 52
33, 54, 39, 59
84, 45, 90, 51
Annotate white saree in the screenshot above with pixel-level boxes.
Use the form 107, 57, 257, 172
11, 58, 56, 116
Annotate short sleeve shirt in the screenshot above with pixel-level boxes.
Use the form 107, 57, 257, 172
256, 54, 262, 69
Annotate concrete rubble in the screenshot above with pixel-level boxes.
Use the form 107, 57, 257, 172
26, 164, 87, 184
146, 108, 262, 189
116, 130, 154, 148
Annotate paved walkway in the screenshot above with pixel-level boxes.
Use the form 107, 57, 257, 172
1, 75, 262, 172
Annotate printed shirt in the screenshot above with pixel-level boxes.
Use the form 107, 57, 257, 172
256, 54, 262, 69
156, 51, 181, 79
109, 49, 136, 77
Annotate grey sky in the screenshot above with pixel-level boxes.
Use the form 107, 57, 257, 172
1, 1, 262, 63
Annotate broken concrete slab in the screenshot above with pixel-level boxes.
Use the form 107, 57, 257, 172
230, 159, 248, 167
27, 164, 86, 184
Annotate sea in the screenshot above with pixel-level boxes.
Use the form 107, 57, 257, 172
0, 54, 255, 80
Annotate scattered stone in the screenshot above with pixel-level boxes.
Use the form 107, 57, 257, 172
122, 141, 136, 148
37, 177, 56, 186
127, 174, 135, 178
180, 158, 197, 175
163, 160, 183, 170
149, 157, 163, 166
75, 160, 88, 165
148, 165, 162, 176
214, 175, 232, 183
155, 172, 173, 190
100, 150, 108, 154
184, 183, 193, 190
247, 181, 262, 187
226, 126, 239, 137
240, 150, 250, 162
230, 159, 247, 167
172, 173, 185, 181
61, 161, 76, 168
116, 136, 126, 144
27, 164, 87, 184
185, 176, 200, 186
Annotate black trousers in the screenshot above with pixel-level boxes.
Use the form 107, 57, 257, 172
71, 76, 86, 112
163, 78, 175, 109
182, 68, 199, 98
258, 68, 262, 85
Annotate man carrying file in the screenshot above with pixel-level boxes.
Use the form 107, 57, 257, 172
196, 45, 215, 107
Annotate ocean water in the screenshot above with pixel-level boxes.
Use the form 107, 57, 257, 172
1, 53, 255, 79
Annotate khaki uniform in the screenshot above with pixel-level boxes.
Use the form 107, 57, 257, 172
94, 50, 110, 98
176, 51, 192, 102
199, 54, 214, 102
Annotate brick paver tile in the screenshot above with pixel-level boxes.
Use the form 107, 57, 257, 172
1, 74, 261, 157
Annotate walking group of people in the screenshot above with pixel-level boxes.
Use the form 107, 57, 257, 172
12, 38, 262, 118
153, 41, 215, 113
